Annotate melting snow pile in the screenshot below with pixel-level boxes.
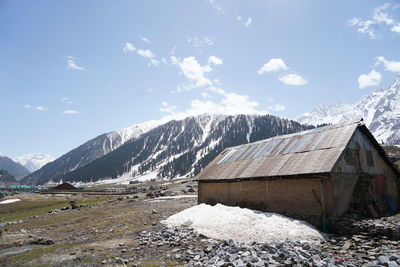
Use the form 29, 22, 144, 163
0, 199, 21, 205
162, 203, 325, 243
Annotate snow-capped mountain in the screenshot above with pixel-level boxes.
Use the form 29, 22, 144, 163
297, 75, 400, 144
22, 114, 313, 185
21, 117, 171, 185
0, 154, 30, 181
14, 153, 55, 172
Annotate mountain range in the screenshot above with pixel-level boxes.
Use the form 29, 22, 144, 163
14, 153, 55, 173
297, 75, 400, 144
22, 114, 313, 185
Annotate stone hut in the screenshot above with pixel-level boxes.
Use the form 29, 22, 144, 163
196, 119, 400, 228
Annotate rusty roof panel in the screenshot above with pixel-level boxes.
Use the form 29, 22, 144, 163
197, 120, 362, 181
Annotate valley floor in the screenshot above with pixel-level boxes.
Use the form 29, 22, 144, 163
0, 181, 197, 267
1, 180, 400, 267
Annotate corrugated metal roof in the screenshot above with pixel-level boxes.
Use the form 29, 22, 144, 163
197, 120, 362, 181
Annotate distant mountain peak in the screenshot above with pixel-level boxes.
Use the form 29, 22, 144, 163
14, 153, 55, 173
297, 75, 400, 144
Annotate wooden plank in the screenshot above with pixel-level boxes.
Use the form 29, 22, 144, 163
367, 204, 379, 218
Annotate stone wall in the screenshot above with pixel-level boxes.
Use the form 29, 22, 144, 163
198, 178, 329, 227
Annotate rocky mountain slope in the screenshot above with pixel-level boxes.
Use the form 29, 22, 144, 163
0, 169, 18, 184
23, 114, 313, 185
0, 155, 30, 181
21, 118, 170, 185
297, 75, 400, 144
14, 153, 55, 172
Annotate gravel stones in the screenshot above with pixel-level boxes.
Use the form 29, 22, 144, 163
139, 226, 328, 266
335, 213, 400, 240
138, 225, 400, 266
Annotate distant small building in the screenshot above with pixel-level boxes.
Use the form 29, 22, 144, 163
196, 119, 400, 229
52, 182, 78, 191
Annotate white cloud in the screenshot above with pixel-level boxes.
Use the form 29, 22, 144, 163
358, 69, 382, 89
124, 43, 161, 66
173, 56, 213, 87
375, 56, 400, 72
149, 58, 160, 66
208, 56, 223, 66
172, 83, 197, 93
348, 19, 377, 39
245, 17, 252, 27
373, 9, 394, 25
147, 88, 155, 93
185, 90, 266, 116
258, 58, 288, 74
123, 42, 136, 53
392, 23, 400, 33
24, 104, 49, 111
170, 56, 179, 65
160, 101, 177, 115
141, 37, 151, 43
237, 16, 252, 27
201, 92, 212, 98
187, 37, 214, 47
268, 104, 286, 111
66, 57, 85, 71
161, 57, 168, 65
61, 97, 72, 104
206, 0, 223, 13
35, 106, 48, 111
279, 73, 308, 86
63, 110, 79, 115
166, 85, 269, 117
348, 3, 400, 38
137, 49, 156, 58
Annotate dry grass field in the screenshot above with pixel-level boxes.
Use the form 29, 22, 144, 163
0, 182, 197, 266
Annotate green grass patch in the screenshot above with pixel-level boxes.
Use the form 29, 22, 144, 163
395, 160, 400, 168
140, 259, 181, 267
0, 197, 107, 222
0, 242, 81, 267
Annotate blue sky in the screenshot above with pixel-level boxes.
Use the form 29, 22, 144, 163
1, 0, 400, 158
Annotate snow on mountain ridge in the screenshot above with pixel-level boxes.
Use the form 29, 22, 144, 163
297, 75, 400, 144
15, 153, 55, 173
296, 102, 356, 126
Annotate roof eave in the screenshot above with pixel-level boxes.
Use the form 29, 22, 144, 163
196, 172, 331, 183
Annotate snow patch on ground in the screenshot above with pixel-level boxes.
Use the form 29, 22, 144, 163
0, 199, 21, 204
75, 171, 160, 187
162, 203, 325, 244
146, 195, 197, 202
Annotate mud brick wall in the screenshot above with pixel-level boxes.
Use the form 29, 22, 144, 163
198, 178, 331, 227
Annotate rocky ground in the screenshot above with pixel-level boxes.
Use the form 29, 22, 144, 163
1, 180, 400, 267
137, 225, 400, 267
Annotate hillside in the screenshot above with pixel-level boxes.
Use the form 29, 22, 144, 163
21, 118, 169, 185
23, 114, 313, 185
0, 169, 18, 184
0, 155, 30, 181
